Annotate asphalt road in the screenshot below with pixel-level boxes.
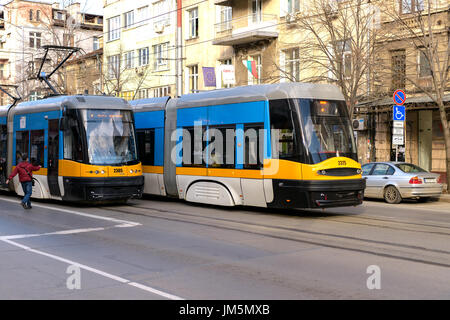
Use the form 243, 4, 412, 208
0, 191, 449, 300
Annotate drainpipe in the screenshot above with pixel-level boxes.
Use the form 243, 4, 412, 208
176, 0, 183, 97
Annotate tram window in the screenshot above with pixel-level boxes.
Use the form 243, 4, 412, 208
15, 131, 29, 165
30, 130, 45, 167
137, 129, 155, 166
244, 124, 264, 170
0, 125, 6, 161
207, 126, 236, 169
63, 112, 83, 162
0, 125, 6, 183
182, 126, 206, 167
269, 99, 300, 161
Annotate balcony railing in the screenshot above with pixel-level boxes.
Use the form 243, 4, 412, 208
214, 13, 278, 45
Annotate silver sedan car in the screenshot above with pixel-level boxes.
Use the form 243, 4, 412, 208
362, 162, 443, 204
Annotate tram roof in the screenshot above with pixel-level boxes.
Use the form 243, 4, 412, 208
129, 97, 170, 112
11, 95, 131, 115
174, 83, 345, 109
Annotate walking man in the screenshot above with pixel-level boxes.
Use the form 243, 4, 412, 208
6, 154, 41, 209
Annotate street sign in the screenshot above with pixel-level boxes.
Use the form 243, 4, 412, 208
393, 127, 404, 135
393, 90, 406, 106
393, 121, 404, 128
393, 135, 404, 145
393, 106, 406, 121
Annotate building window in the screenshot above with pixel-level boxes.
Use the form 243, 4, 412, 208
391, 50, 406, 90
120, 91, 134, 101
93, 36, 100, 50
0, 64, 4, 80
108, 16, 121, 41
418, 50, 432, 78
287, 0, 300, 13
29, 91, 39, 101
401, 0, 424, 14
336, 39, 352, 78
153, 86, 171, 97
284, 48, 300, 82
36, 10, 40, 22
188, 8, 199, 39
124, 10, 134, 29
153, 42, 169, 71
251, 0, 262, 23
138, 47, 149, 66
189, 65, 198, 93
154, 0, 170, 26
29, 9, 33, 21
218, 6, 232, 32
137, 6, 149, 25
124, 51, 135, 69
29, 32, 41, 49
107, 54, 120, 78
137, 89, 149, 99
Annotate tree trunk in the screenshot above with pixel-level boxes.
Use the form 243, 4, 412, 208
438, 105, 450, 192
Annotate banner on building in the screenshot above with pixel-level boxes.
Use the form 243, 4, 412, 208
202, 67, 216, 87
220, 65, 235, 86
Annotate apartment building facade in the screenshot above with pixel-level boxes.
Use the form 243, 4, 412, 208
0, 0, 103, 102
103, 0, 178, 100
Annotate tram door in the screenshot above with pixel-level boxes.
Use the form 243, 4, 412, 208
48, 119, 61, 197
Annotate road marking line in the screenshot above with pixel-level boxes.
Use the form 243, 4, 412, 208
1, 238, 184, 300
0, 196, 141, 227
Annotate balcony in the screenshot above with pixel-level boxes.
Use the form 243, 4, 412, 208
213, 13, 278, 46
214, 0, 232, 5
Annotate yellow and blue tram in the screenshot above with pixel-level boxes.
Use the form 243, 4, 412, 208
0, 95, 144, 202
131, 83, 365, 209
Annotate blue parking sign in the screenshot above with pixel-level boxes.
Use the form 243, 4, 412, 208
393, 106, 406, 121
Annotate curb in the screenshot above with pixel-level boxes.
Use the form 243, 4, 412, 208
438, 195, 450, 203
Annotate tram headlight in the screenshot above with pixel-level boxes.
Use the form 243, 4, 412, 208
95, 170, 99, 174
101, 170, 106, 175
357, 169, 362, 174
318, 170, 327, 175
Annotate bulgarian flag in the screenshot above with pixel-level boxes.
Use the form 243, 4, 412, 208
243, 60, 258, 79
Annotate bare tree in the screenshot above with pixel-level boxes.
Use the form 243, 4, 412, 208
103, 45, 152, 98
379, 0, 449, 188
269, 0, 386, 118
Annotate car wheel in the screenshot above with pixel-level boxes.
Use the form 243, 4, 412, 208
384, 186, 402, 204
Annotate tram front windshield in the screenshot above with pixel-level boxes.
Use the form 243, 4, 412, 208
298, 99, 357, 164
80, 110, 138, 166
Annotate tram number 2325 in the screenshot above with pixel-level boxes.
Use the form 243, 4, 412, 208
114, 168, 124, 174
338, 161, 347, 166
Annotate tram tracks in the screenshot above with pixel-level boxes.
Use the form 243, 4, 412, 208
102, 203, 450, 269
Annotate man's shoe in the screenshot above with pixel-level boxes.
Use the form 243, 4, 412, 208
21, 203, 27, 209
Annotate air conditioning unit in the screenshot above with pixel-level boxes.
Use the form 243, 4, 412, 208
286, 13, 296, 24
154, 23, 164, 33
353, 118, 367, 131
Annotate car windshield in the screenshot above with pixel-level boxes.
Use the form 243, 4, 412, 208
395, 163, 427, 173
80, 109, 138, 166
297, 99, 357, 164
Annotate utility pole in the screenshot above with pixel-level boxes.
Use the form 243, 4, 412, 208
176, 0, 183, 97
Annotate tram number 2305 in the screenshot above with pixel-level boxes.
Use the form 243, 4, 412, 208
114, 168, 124, 174
338, 161, 347, 166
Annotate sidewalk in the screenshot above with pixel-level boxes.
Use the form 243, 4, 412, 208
439, 194, 450, 203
